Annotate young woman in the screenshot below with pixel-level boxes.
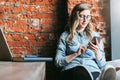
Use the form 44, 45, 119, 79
55, 3, 116, 80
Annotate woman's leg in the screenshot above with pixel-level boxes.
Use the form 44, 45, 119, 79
61, 66, 92, 80
99, 65, 116, 80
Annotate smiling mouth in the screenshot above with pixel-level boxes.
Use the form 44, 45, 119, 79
82, 23, 87, 25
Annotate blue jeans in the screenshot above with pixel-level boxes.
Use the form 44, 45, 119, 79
91, 72, 100, 80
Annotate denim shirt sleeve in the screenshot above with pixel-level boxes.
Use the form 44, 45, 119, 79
95, 40, 106, 69
55, 32, 69, 67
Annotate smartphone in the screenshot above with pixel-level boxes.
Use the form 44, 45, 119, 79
91, 36, 101, 45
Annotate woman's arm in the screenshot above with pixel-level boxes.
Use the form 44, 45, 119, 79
55, 32, 86, 67
89, 38, 106, 68
55, 32, 69, 67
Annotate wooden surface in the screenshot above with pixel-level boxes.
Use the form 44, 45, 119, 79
0, 62, 45, 80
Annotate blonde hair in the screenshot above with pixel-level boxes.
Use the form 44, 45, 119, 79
65, 3, 93, 44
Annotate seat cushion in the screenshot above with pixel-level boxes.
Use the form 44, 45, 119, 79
107, 59, 120, 80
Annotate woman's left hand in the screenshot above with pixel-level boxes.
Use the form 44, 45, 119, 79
88, 38, 102, 60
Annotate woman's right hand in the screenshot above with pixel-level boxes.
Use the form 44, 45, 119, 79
66, 45, 87, 63
76, 46, 87, 56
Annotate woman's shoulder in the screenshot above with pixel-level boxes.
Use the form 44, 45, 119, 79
60, 31, 69, 38
92, 31, 100, 37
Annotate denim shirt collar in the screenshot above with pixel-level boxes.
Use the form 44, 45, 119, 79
76, 30, 84, 37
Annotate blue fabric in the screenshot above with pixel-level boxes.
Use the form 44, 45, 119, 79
91, 72, 100, 80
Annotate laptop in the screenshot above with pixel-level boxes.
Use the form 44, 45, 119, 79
0, 28, 53, 62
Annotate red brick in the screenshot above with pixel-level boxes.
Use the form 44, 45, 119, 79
23, 12, 31, 18
31, 13, 55, 19
87, 0, 93, 5
68, 0, 81, 7
13, 6, 25, 13
26, 47, 37, 54
40, 25, 54, 33
12, 34, 24, 41
14, 0, 30, 4
40, 19, 55, 25
12, 47, 26, 54
25, 0, 31, 4
37, 33, 49, 41
8, 41, 29, 47
24, 34, 36, 40
30, 41, 46, 47
30, 41, 39, 47
5, 34, 13, 41
7, 0, 16, 3
26, 6, 37, 12
5, 20, 26, 30
31, 0, 56, 5
6, 26, 28, 33
0, 0, 6, 2
30, 27, 42, 33
5, 20, 14, 27
92, 8, 102, 15
0, 20, 3, 25
0, 6, 4, 12
8, 14, 18, 19
14, 20, 26, 27
4, 6, 13, 13
93, 0, 103, 7
18, 0, 26, 4
93, 16, 105, 22
38, 5, 56, 13
0, 13, 5, 18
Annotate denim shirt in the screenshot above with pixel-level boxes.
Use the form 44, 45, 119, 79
55, 31, 106, 74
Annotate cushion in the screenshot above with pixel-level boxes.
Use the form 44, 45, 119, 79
107, 59, 120, 80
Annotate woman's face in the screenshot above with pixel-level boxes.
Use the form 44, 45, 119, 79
78, 10, 91, 29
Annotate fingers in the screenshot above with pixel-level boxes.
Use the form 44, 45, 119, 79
77, 46, 87, 56
81, 46, 87, 53
89, 42, 99, 54
90, 42, 98, 50
95, 38, 99, 46
79, 46, 87, 53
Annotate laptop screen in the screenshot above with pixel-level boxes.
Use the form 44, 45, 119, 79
0, 28, 12, 61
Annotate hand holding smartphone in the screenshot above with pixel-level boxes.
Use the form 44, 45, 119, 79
91, 36, 101, 45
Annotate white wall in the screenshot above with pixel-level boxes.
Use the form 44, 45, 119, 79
110, 0, 120, 60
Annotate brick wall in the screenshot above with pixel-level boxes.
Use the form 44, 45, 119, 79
0, 0, 59, 57
0, 0, 110, 59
